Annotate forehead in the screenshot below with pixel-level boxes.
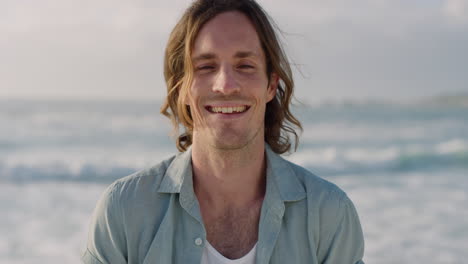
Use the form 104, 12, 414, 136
192, 11, 264, 59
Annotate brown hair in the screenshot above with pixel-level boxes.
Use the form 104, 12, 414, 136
160, 0, 302, 154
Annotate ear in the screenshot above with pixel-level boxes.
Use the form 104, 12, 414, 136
267, 73, 278, 102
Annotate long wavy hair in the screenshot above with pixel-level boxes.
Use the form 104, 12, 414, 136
160, 0, 302, 154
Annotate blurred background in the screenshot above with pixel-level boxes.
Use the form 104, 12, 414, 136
1, 0, 468, 263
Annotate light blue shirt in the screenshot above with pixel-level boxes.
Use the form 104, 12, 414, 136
82, 145, 365, 263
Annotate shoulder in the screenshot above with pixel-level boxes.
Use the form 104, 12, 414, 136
284, 158, 348, 203
282, 159, 364, 259
88, 153, 181, 242
280, 157, 360, 229
266, 146, 348, 206
83, 153, 183, 263
102, 154, 177, 206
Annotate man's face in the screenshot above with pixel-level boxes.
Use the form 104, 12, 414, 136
188, 11, 277, 150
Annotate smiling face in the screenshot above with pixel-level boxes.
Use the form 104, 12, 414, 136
188, 11, 277, 151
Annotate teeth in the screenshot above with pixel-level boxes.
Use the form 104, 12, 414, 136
211, 106, 247, 113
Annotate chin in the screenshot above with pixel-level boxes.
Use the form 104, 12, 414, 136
194, 126, 264, 151
210, 131, 262, 151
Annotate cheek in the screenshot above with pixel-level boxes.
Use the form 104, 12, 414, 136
188, 81, 203, 103
240, 74, 269, 90
190, 77, 211, 97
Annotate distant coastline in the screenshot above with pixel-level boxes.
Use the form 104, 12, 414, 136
416, 92, 468, 107
2, 92, 468, 108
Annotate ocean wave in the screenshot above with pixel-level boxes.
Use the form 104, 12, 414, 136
0, 147, 175, 183
0, 163, 136, 183
288, 139, 468, 176
1, 140, 467, 182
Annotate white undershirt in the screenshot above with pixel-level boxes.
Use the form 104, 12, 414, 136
201, 241, 257, 264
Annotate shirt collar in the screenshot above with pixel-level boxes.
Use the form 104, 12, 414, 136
264, 144, 306, 202
157, 147, 192, 193
157, 144, 306, 202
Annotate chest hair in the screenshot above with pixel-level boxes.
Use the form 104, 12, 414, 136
203, 203, 262, 259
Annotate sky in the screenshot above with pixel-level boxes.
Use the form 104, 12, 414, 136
1, 0, 467, 104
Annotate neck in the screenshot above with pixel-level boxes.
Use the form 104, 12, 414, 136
191, 139, 267, 209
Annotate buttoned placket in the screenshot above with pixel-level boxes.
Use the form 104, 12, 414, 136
178, 160, 207, 263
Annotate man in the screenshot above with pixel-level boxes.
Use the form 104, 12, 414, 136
82, 0, 365, 263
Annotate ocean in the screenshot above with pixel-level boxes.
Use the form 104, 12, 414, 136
1, 98, 467, 263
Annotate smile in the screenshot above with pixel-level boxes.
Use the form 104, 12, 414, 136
205, 105, 250, 114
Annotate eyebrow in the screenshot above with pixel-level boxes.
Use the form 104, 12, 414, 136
192, 51, 259, 63
234, 51, 258, 59
192, 53, 216, 63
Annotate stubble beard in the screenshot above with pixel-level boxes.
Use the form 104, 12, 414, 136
195, 120, 265, 153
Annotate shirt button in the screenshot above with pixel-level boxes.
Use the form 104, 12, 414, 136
194, 237, 203, 246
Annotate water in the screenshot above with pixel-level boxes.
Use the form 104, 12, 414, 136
1, 98, 467, 263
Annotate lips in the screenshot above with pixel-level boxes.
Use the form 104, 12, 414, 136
205, 105, 251, 114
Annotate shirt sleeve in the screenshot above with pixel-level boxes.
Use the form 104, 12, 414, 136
320, 194, 365, 264
81, 181, 128, 264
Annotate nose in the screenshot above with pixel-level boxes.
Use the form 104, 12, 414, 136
212, 65, 240, 95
